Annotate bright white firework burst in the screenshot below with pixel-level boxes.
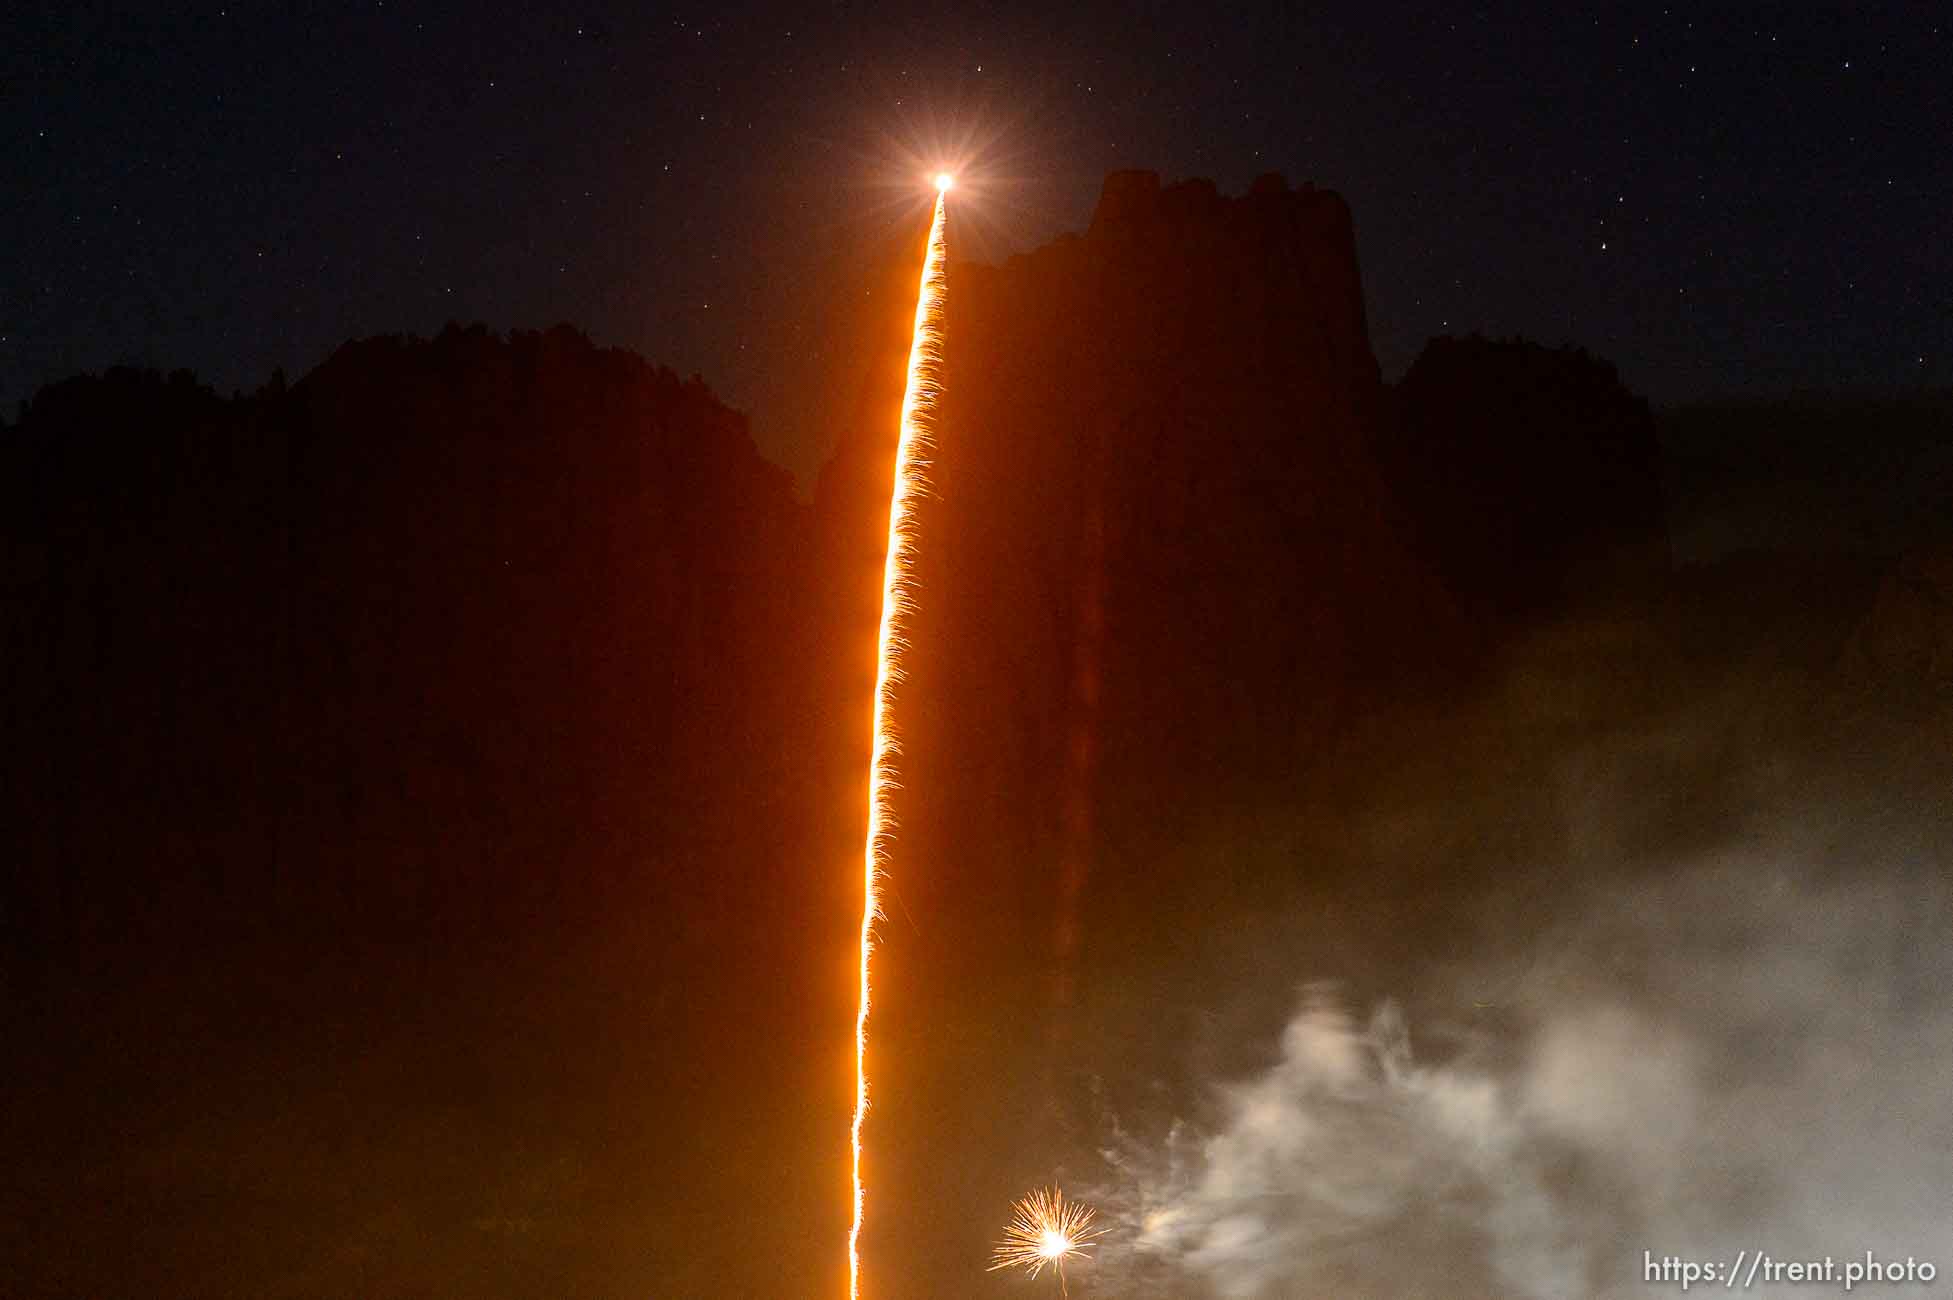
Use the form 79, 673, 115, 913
988, 1187, 1106, 1294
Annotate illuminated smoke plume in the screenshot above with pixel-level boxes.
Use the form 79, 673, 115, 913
1092, 818, 1953, 1297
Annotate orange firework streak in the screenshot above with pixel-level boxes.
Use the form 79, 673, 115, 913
850, 187, 949, 1299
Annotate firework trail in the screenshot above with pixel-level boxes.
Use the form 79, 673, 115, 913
989, 1186, 1106, 1296
850, 180, 950, 1299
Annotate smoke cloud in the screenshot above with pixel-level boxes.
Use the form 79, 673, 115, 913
1086, 676, 1953, 1298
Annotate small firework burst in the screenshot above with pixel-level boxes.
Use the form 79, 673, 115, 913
987, 1186, 1105, 1293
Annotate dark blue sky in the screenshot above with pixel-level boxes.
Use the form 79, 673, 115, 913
7, 1, 1948, 485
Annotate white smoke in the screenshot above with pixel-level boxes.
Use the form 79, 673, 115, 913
1090, 846, 1953, 1298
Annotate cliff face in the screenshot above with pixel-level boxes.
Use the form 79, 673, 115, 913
805, 175, 1458, 1024
897, 169, 1447, 853
0, 323, 822, 1005
815, 174, 1470, 1286
0, 327, 845, 1296
1085, 169, 1381, 409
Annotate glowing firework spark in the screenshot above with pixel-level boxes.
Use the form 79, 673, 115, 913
988, 1187, 1105, 1295
850, 186, 949, 1299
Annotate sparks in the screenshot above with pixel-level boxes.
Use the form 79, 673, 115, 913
988, 1186, 1105, 1295
850, 188, 949, 1299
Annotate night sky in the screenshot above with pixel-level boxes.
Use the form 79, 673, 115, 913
7, 1, 1948, 487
